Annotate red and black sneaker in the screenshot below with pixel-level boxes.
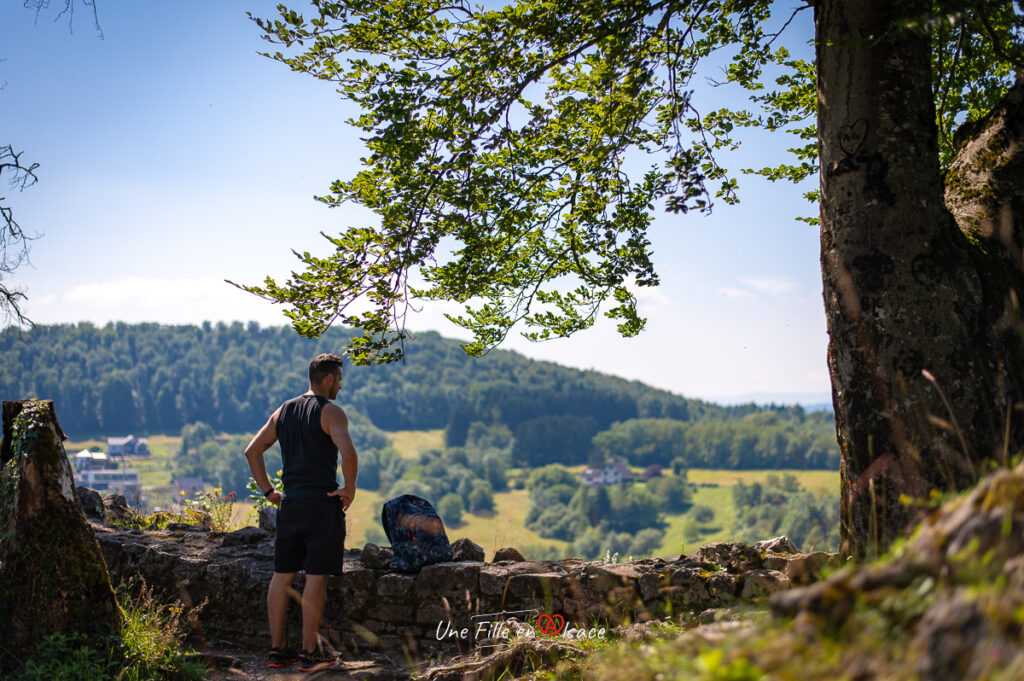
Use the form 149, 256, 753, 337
267, 645, 300, 668
297, 647, 341, 672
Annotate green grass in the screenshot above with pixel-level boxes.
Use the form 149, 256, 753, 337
387, 429, 446, 459
656, 469, 839, 556
686, 469, 838, 496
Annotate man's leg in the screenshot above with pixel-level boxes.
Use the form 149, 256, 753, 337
268, 572, 296, 649
301, 574, 329, 652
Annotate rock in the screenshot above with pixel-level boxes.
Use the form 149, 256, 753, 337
451, 537, 485, 562
258, 505, 277, 532
102, 492, 128, 508
361, 542, 394, 569
739, 569, 791, 599
0, 400, 121, 672
222, 526, 268, 547
755, 536, 799, 555
166, 522, 209, 532
102, 492, 134, 522
697, 542, 763, 573
493, 547, 526, 562
76, 486, 105, 518
697, 607, 737, 624
611, 621, 659, 643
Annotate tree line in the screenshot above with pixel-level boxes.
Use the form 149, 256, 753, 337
0, 323, 836, 470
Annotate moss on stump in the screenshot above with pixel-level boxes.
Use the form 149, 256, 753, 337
0, 400, 121, 671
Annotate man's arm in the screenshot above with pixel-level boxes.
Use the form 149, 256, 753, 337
322, 403, 358, 510
244, 408, 283, 506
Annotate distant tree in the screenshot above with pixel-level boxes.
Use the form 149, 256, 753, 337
526, 464, 578, 491
468, 481, 495, 513
98, 370, 137, 433
691, 505, 715, 523
437, 493, 464, 526
445, 402, 476, 447
515, 414, 598, 466
733, 481, 764, 509
628, 528, 666, 558
385, 479, 433, 501
647, 473, 693, 512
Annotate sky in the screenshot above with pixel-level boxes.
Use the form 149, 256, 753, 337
0, 1, 831, 408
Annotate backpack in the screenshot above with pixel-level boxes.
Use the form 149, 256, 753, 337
381, 494, 454, 573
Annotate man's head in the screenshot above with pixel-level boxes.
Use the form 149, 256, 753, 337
309, 353, 344, 399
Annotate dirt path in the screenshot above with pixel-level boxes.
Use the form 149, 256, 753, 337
195, 644, 414, 681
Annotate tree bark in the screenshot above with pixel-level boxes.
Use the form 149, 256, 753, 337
818, 0, 1024, 557
0, 400, 121, 670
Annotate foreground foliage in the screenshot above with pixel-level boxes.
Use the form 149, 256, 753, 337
10, 581, 205, 681
571, 460, 1024, 681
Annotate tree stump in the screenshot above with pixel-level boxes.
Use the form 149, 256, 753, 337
0, 400, 121, 670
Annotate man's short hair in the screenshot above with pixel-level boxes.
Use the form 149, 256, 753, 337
309, 353, 344, 385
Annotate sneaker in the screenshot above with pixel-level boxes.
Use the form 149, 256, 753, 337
297, 647, 340, 672
267, 645, 300, 668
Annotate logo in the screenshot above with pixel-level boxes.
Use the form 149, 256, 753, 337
537, 613, 565, 635
434, 610, 605, 649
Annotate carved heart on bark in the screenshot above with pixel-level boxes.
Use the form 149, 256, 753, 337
839, 119, 868, 156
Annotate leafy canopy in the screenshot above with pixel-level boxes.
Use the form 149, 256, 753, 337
240, 0, 1022, 364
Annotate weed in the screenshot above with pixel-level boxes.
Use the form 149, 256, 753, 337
183, 487, 236, 532
8, 579, 206, 681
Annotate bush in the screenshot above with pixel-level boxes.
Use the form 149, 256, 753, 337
628, 528, 665, 557
437, 493, 464, 526
468, 482, 495, 512
691, 504, 715, 523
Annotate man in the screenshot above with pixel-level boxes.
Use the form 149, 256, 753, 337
244, 353, 358, 672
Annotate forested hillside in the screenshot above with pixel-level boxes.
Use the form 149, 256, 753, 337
0, 322, 837, 469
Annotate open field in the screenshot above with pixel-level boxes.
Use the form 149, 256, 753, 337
686, 469, 838, 496
657, 469, 839, 556
387, 429, 446, 459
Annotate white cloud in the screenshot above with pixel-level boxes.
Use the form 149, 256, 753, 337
716, 286, 753, 298
739, 276, 799, 297
25, 276, 289, 326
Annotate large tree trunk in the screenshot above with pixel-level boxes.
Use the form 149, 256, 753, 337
817, 0, 1024, 557
0, 400, 121, 671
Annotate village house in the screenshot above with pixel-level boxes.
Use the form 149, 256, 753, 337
580, 460, 634, 488
106, 435, 150, 457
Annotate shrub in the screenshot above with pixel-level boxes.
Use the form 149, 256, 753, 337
437, 493, 464, 526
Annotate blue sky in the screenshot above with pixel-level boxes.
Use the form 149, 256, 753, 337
0, 1, 830, 407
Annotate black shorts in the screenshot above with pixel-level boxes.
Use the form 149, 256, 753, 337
274, 496, 346, 575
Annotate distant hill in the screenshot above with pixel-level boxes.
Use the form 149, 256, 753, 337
0, 322, 830, 444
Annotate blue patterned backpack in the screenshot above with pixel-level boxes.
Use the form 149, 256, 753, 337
381, 494, 453, 573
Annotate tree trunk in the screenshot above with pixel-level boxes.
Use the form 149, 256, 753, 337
0, 400, 121, 670
817, 0, 1024, 557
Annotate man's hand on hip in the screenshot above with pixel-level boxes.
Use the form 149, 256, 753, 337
328, 486, 355, 511
267, 490, 283, 506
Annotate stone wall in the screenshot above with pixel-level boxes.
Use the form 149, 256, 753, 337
92, 521, 837, 658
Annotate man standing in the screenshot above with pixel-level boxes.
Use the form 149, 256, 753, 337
244, 353, 358, 672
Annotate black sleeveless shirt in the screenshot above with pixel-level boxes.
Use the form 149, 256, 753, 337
276, 394, 339, 499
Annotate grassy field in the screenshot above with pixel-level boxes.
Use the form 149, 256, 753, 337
657, 469, 839, 556
387, 429, 446, 459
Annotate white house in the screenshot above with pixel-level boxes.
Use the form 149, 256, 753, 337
75, 468, 141, 496
580, 461, 634, 488
72, 449, 109, 471
107, 435, 150, 457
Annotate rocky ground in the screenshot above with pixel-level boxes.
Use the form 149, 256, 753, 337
193, 645, 413, 681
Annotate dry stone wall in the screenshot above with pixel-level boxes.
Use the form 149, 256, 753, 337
91, 518, 838, 657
